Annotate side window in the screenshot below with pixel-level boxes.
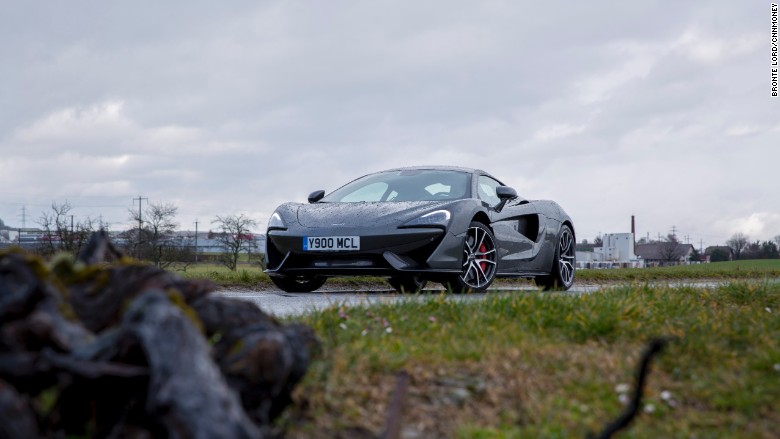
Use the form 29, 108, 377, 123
477, 176, 502, 207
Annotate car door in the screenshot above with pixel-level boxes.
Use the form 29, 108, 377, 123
477, 175, 543, 273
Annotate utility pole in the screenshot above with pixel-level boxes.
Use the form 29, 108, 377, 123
194, 220, 199, 263
133, 196, 148, 259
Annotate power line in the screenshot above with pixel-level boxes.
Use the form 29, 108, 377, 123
0, 201, 128, 208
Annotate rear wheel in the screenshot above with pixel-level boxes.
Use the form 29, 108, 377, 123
388, 275, 427, 293
442, 222, 497, 293
535, 224, 575, 291
270, 275, 327, 293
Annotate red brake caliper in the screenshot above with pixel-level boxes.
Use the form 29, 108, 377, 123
479, 243, 488, 272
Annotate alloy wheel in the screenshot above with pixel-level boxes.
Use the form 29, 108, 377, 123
558, 227, 575, 287
460, 225, 497, 289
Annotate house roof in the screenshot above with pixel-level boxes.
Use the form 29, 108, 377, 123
635, 242, 695, 260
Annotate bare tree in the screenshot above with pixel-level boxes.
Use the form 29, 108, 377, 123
726, 233, 749, 260
161, 235, 197, 271
125, 202, 180, 267
37, 201, 96, 257
658, 233, 683, 264
212, 214, 258, 271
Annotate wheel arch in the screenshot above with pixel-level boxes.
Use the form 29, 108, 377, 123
471, 211, 491, 228
562, 220, 575, 242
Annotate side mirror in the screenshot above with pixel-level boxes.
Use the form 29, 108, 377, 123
496, 186, 517, 200
495, 186, 518, 212
308, 190, 325, 203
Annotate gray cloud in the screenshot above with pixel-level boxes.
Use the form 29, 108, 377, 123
1, 1, 776, 245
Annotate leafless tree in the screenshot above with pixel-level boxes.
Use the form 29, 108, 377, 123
726, 233, 749, 260
125, 202, 180, 267
160, 235, 197, 271
658, 233, 683, 264
37, 201, 96, 257
212, 214, 258, 271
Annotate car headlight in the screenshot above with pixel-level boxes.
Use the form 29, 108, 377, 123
268, 211, 286, 230
401, 210, 451, 228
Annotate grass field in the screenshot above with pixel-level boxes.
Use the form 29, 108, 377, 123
576, 260, 780, 282
175, 259, 780, 289
176, 263, 270, 287
283, 281, 780, 438
173, 261, 780, 436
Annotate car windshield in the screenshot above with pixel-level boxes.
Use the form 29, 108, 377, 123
321, 169, 472, 203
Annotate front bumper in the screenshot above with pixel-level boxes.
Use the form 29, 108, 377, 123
265, 227, 462, 277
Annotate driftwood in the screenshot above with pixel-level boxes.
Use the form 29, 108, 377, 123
0, 379, 40, 438
0, 232, 318, 438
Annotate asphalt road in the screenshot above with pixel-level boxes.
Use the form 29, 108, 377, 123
215, 282, 611, 318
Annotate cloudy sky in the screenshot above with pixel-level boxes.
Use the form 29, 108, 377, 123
1, 1, 776, 247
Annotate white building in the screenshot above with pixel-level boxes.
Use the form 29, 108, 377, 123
576, 233, 644, 268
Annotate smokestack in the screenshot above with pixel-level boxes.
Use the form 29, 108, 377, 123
631, 215, 636, 247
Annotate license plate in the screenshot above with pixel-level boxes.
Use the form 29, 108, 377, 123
303, 236, 360, 251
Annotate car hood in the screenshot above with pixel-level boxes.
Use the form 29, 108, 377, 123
296, 201, 448, 228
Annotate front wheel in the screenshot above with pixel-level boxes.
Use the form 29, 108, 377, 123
270, 275, 327, 293
535, 224, 575, 291
442, 222, 497, 293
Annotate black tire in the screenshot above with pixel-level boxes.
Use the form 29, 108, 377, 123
535, 224, 575, 291
442, 221, 497, 293
270, 275, 327, 293
388, 275, 428, 293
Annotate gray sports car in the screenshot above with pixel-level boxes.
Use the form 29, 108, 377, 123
265, 166, 575, 293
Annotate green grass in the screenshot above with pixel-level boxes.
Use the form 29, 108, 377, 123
174, 260, 780, 289
175, 264, 388, 289
176, 264, 272, 287
577, 259, 780, 282
284, 282, 780, 438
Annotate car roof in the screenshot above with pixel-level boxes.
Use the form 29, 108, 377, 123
380, 165, 488, 175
